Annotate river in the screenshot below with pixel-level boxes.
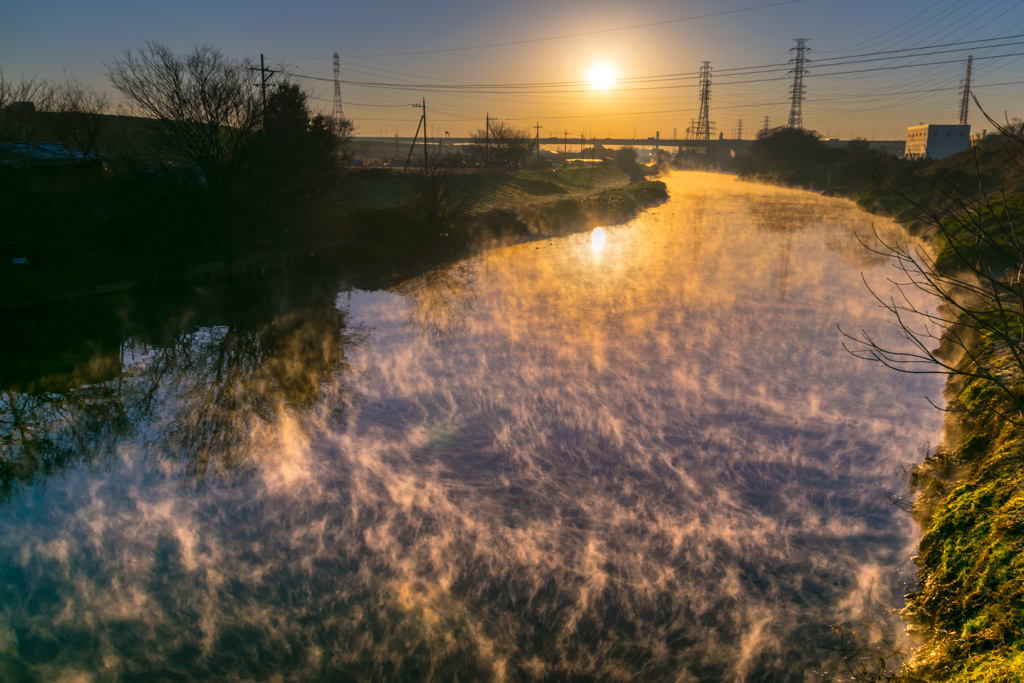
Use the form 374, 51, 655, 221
0, 172, 943, 681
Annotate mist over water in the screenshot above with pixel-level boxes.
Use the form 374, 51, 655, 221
0, 172, 942, 681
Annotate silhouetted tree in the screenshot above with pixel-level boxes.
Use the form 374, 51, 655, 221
614, 146, 645, 181
415, 150, 470, 241
738, 127, 835, 186
245, 82, 354, 197
47, 73, 109, 160
469, 120, 533, 167
0, 71, 108, 161
106, 42, 262, 185
0, 70, 53, 142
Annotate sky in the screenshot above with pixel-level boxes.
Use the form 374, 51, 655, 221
4, 0, 1024, 140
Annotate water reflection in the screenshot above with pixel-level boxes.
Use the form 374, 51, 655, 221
0, 173, 942, 681
396, 264, 478, 345
0, 282, 357, 501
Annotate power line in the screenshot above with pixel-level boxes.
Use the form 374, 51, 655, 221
282, 32, 1024, 90
282, 40, 1024, 96
335, 0, 806, 59
277, 31, 1024, 138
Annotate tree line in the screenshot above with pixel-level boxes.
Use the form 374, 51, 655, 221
1, 42, 353, 196
1, 42, 556, 178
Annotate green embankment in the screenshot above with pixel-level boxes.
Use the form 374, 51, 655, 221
0, 165, 666, 309
336, 166, 634, 212
331, 166, 667, 264
899, 348, 1024, 681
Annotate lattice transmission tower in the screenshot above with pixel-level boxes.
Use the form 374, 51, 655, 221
958, 55, 973, 126
332, 52, 345, 127
787, 39, 809, 129
695, 61, 714, 142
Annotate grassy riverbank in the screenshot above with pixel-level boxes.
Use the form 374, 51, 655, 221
334, 166, 667, 266
900, 361, 1024, 681
0, 165, 666, 310
731, 128, 1024, 681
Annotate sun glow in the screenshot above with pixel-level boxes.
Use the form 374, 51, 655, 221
588, 64, 615, 90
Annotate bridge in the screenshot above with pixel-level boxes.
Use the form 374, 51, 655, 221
357, 136, 747, 149
352, 136, 905, 161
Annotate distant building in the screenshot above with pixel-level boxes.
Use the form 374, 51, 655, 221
904, 124, 970, 160
3, 101, 35, 115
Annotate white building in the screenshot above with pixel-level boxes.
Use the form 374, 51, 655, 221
904, 124, 971, 160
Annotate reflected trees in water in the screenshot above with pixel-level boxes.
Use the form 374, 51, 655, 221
1, 382, 132, 503
397, 264, 478, 344
0, 293, 360, 503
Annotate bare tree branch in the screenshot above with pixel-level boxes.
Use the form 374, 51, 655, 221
106, 42, 261, 183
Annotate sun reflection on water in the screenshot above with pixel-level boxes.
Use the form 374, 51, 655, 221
590, 226, 606, 254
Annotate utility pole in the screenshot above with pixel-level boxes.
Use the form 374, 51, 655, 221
485, 113, 490, 165
416, 98, 427, 173
763, 115, 771, 133
958, 55, 973, 126
249, 54, 280, 121
534, 122, 542, 160
787, 39, 809, 129
563, 130, 568, 165
403, 97, 427, 173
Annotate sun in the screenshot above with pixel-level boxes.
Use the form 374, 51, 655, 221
588, 64, 615, 90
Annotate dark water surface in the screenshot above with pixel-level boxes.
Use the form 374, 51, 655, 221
0, 173, 942, 681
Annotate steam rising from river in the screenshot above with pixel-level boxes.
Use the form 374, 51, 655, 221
0, 173, 941, 681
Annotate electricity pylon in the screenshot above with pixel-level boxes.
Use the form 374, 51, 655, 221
787, 39, 809, 129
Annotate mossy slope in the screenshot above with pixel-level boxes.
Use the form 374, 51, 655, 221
901, 346, 1024, 681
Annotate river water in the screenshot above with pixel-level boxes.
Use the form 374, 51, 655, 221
0, 172, 942, 681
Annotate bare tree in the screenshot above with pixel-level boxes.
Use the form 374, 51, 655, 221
0, 70, 54, 142
469, 119, 533, 168
841, 113, 1024, 423
106, 42, 262, 182
48, 72, 109, 159
416, 150, 470, 240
